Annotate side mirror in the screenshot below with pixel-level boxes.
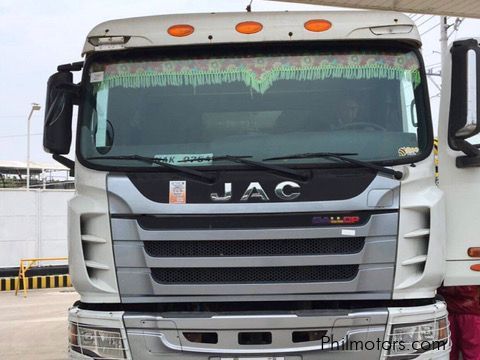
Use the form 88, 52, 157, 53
448, 39, 480, 156
43, 71, 75, 154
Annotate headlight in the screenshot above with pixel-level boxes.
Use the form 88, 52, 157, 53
69, 322, 127, 359
387, 317, 449, 358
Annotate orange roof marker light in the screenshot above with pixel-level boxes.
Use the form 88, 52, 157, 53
304, 19, 332, 32
168, 24, 195, 37
468, 247, 480, 258
470, 264, 480, 272
236, 21, 263, 35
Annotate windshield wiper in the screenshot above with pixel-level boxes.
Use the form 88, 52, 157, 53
179, 155, 309, 182
263, 152, 403, 180
87, 155, 216, 183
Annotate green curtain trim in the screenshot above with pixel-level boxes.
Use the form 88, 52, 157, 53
98, 65, 421, 94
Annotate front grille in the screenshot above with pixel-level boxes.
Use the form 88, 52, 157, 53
144, 238, 365, 257
151, 265, 359, 284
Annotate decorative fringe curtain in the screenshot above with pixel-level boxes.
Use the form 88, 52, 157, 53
94, 52, 421, 94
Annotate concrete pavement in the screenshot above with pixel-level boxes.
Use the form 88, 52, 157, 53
0, 288, 79, 360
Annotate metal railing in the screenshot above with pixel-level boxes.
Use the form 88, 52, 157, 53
0, 179, 75, 189
14, 257, 68, 297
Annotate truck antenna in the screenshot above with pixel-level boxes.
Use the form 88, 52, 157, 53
246, 0, 253, 12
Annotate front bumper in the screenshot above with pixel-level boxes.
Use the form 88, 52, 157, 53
68, 301, 450, 360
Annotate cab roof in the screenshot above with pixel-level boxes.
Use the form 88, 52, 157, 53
83, 11, 420, 55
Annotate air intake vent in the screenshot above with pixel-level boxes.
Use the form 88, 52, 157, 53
80, 214, 114, 293
151, 265, 358, 284
144, 238, 365, 258
395, 206, 431, 291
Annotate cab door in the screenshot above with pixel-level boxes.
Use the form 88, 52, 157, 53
438, 39, 480, 285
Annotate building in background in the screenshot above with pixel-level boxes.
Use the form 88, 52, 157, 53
0, 160, 73, 189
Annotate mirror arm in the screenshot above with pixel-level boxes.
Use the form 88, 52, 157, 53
57, 61, 83, 72
455, 139, 480, 168
55, 60, 83, 103
52, 154, 75, 177
56, 83, 80, 92
453, 138, 480, 157
56, 83, 82, 105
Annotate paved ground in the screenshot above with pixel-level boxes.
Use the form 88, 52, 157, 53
0, 288, 79, 360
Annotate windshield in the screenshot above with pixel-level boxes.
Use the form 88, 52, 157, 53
79, 44, 430, 169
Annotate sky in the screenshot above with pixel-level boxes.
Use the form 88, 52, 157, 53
1, 0, 479, 165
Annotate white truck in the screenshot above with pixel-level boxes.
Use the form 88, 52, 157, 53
43, 9, 480, 360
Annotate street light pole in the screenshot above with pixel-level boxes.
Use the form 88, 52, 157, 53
27, 103, 41, 190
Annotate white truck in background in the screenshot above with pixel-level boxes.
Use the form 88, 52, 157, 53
42, 9, 480, 360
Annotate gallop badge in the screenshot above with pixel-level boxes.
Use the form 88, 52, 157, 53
169, 181, 186, 204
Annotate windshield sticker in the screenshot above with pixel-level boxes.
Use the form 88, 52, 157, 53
398, 146, 419, 157
154, 154, 213, 166
169, 181, 186, 204
95, 51, 421, 94
90, 71, 104, 83
94, 87, 109, 147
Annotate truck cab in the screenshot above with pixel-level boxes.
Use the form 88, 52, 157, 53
43, 11, 480, 360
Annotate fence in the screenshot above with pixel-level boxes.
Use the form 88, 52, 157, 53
0, 189, 74, 268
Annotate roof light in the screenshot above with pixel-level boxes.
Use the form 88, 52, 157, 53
468, 247, 480, 257
168, 24, 195, 37
470, 264, 480, 272
304, 19, 332, 32
236, 21, 263, 34
370, 25, 414, 35
88, 36, 129, 46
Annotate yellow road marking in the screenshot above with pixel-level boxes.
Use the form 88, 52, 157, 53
1, 275, 72, 291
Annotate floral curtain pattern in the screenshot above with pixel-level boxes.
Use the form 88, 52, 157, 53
93, 52, 421, 94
